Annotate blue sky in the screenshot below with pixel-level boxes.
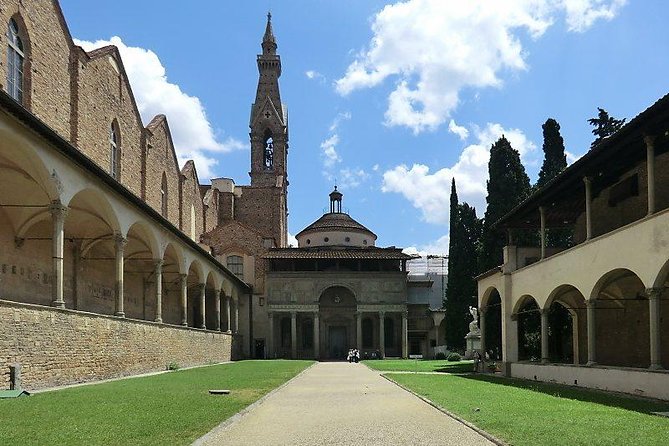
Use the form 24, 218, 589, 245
60, 0, 669, 255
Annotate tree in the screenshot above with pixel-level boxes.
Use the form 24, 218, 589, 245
536, 118, 572, 248
588, 107, 625, 148
536, 118, 567, 189
478, 136, 531, 273
445, 180, 482, 350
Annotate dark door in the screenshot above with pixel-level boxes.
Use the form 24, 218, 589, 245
329, 326, 347, 359
255, 339, 265, 359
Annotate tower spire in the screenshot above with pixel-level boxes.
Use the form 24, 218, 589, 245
262, 11, 277, 55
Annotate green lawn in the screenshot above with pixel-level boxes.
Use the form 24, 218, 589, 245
363, 359, 474, 373
0, 360, 312, 446
389, 373, 669, 446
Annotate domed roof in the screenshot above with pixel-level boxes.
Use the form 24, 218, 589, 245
296, 212, 376, 239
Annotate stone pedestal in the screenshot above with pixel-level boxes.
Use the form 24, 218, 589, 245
464, 332, 481, 359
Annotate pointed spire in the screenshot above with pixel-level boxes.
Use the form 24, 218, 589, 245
262, 11, 277, 55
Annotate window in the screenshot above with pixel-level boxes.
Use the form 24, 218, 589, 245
324, 237, 329, 243
161, 173, 168, 217
264, 130, 274, 169
109, 122, 120, 179
227, 255, 244, 280
7, 19, 24, 102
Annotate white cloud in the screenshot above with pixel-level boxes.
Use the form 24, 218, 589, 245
287, 232, 298, 247
562, 0, 627, 32
382, 123, 536, 224
339, 167, 370, 189
306, 70, 326, 83
372, 164, 380, 172
448, 119, 469, 140
336, 0, 625, 133
403, 234, 451, 273
320, 134, 342, 167
74, 36, 245, 180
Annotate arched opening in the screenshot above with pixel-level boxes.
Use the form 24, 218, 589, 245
204, 272, 219, 330
263, 129, 274, 170
482, 288, 502, 361
124, 222, 159, 321
160, 173, 168, 217
515, 296, 541, 361
546, 285, 587, 365
109, 121, 121, 179
593, 269, 649, 368
161, 243, 183, 325
0, 135, 57, 307
186, 260, 204, 328
652, 260, 669, 369
67, 189, 121, 315
319, 286, 356, 359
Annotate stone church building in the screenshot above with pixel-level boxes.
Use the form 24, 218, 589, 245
0, 1, 441, 390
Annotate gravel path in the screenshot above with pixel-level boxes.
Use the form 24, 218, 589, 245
196, 362, 494, 446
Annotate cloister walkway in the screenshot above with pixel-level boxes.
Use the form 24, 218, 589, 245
196, 362, 493, 446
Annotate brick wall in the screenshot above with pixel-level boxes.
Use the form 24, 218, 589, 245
0, 1, 72, 138
181, 161, 205, 240
0, 300, 232, 390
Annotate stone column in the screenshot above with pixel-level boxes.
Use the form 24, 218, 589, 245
291, 311, 297, 359
645, 135, 656, 215
479, 308, 487, 355
539, 206, 546, 259
313, 312, 320, 359
268, 312, 275, 359
586, 299, 596, 366
225, 295, 232, 333
114, 233, 127, 317
379, 311, 386, 358
584, 177, 593, 240
49, 202, 68, 308
356, 311, 363, 351
154, 260, 163, 323
647, 288, 663, 370
198, 284, 206, 329
401, 311, 408, 359
540, 309, 549, 363
215, 289, 222, 331
179, 274, 188, 326
233, 296, 239, 333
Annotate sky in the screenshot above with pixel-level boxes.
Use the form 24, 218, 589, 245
60, 0, 669, 259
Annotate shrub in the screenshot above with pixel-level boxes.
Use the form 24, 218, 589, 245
447, 353, 461, 362
435, 352, 447, 360
167, 362, 180, 371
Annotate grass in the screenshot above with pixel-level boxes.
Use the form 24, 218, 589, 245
0, 360, 312, 446
389, 372, 669, 446
363, 359, 475, 373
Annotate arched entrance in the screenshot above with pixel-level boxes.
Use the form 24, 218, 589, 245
319, 286, 357, 360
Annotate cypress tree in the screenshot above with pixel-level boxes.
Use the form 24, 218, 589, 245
478, 136, 531, 273
445, 179, 483, 351
588, 107, 626, 147
536, 118, 571, 248
536, 118, 567, 189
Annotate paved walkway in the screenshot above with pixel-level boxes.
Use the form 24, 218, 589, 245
197, 362, 494, 446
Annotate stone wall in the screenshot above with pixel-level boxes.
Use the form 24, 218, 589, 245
0, 300, 232, 390
0, 1, 72, 138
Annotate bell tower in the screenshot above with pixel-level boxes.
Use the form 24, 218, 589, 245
250, 12, 288, 189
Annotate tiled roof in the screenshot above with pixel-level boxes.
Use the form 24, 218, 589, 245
265, 247, 413, 260
296, 212, 377, 238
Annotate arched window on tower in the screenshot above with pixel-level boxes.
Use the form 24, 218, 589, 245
7, 18, 25, 102
109, 121, 120, 179
161, 173, 168, 217
263, 130, 274, 170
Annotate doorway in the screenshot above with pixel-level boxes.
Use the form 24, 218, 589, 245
329, 326, 347, 359
254, 339, 265, 359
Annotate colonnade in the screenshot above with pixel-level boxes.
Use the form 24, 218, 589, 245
267, 309, 408, 359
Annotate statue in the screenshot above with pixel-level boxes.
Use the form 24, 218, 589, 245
468, 306, 480, 334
